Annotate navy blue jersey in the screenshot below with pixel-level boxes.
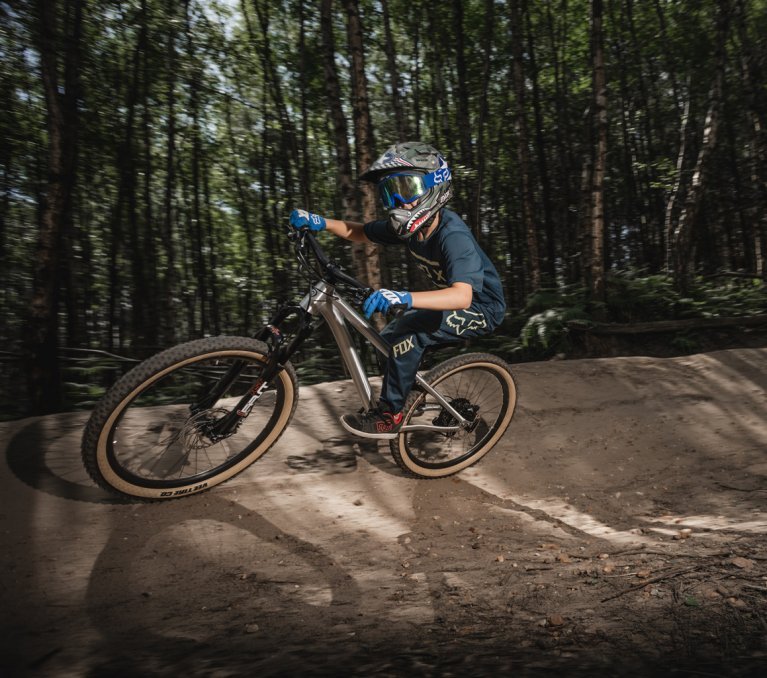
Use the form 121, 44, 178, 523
364, 209, 506, 326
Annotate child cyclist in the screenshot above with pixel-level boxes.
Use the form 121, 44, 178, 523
289, 141, 506, 439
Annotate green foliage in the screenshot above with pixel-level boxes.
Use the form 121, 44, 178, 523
605, 272, 685, 322
670, 333, 700, 354
3, 0, 767, 415
686, 277, 767, 318
511, 273, 767, 361
515, 286, 589, 357
606, 271, 767, 322
520, 308, 583, 354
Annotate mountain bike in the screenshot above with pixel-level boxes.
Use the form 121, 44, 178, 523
81, 227, 518, 500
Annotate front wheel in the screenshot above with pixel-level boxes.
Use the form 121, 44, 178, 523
389, 353, 517, 478
81, 336, 298, 500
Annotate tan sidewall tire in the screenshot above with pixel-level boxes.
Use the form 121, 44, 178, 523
85, 340, 297, 500
391, 357, 517, 478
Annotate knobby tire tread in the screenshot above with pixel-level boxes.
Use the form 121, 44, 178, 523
81, 336, 298, 501
389, 352, 517, 479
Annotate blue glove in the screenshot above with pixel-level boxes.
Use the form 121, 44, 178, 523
363, 289, 413, 319
290, 209, 326, 231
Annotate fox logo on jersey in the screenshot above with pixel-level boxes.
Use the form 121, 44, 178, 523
446, 310, 487, 335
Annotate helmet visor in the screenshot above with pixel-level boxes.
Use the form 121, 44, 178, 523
378, 173, 428, 209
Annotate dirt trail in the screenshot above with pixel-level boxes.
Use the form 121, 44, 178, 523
1, 348, 766, 676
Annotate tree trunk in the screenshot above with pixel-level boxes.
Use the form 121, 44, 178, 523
610, 8, 641, 270
588, 0, 607, 304
670, 4, 731, 292
27, 0, 82, 413
128, 0, 150, 347
734, 0, 767, 277
247, 0, 306, 208
412, 17, 421, 140
203, 159, 221, 335
140, 0, 158, 348
320, 0, 355, 215
381, 0, 408, 141
664, 79, 691, 272
452, 0, 474, 182
343, 0, 382, 290
509, 0, 540, 291
526, 1, 555, 280
261, 124, 282, 302
625, 0, 665, 262
426, 10, 453, 154
223, 81, 255, 332
161, 0, 178, 345
473, 0, 496, 242
297, 1, 312, 206
546, 0, 579, 283
185, 0, 206, 335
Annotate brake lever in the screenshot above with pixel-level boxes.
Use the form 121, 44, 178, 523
293, 228, 309, 250
354, 287, 374, 305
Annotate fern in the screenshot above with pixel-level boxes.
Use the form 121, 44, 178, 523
519, 306, 588, 354
512, 272, 765, 361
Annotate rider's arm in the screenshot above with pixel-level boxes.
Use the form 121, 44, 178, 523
325, 218, 370, 243
411, 283, 473, 311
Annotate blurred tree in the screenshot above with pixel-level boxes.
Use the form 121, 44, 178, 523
2, 0, 766, 414
26, 0, 83, 412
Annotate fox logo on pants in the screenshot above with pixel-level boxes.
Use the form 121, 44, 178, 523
446, 310, 487, 335
392, 335, 415, 357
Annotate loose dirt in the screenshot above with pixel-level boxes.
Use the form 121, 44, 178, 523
1, 348, 766, 676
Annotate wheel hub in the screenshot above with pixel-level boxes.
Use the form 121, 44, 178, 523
432, 398, 480, 436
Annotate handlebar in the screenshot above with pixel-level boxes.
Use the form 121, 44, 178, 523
287, 226, 368, 292
287, 226, 408, 319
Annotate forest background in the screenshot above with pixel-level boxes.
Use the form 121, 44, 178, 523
2, 0, 766, 418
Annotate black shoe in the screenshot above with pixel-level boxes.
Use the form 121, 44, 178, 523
340, 406, 404, 440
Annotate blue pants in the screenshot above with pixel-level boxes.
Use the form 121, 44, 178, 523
378, 306, 497, 412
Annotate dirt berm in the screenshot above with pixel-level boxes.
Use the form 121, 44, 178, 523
1, 348, 765, 677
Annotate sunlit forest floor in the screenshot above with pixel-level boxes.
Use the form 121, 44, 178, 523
1, 348, 766, 676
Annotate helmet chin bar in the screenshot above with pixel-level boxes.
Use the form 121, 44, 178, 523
389, 206, 435, 239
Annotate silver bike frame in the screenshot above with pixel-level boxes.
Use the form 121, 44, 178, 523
299, 281, 468, 430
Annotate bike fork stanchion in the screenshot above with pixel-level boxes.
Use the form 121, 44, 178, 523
207, 307, 314, 441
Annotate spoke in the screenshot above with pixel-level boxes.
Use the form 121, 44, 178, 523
109, 355, 278, 485
404, 364, 510, 466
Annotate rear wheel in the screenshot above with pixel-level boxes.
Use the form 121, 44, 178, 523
389, 353, 516, 478
81, 336, 298, 500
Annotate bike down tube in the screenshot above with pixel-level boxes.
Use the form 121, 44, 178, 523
302, 281, 376, 411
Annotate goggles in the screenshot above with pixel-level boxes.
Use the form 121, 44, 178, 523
377, 167, 451, 209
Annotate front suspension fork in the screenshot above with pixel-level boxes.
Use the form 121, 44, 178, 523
194, 306, 314, 441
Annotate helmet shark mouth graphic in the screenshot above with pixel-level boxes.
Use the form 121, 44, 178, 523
406, 207, 432, 234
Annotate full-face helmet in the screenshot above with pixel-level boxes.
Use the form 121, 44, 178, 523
360, 141, 453, 239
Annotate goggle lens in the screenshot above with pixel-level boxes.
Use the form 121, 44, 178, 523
378, 174, 427, 209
